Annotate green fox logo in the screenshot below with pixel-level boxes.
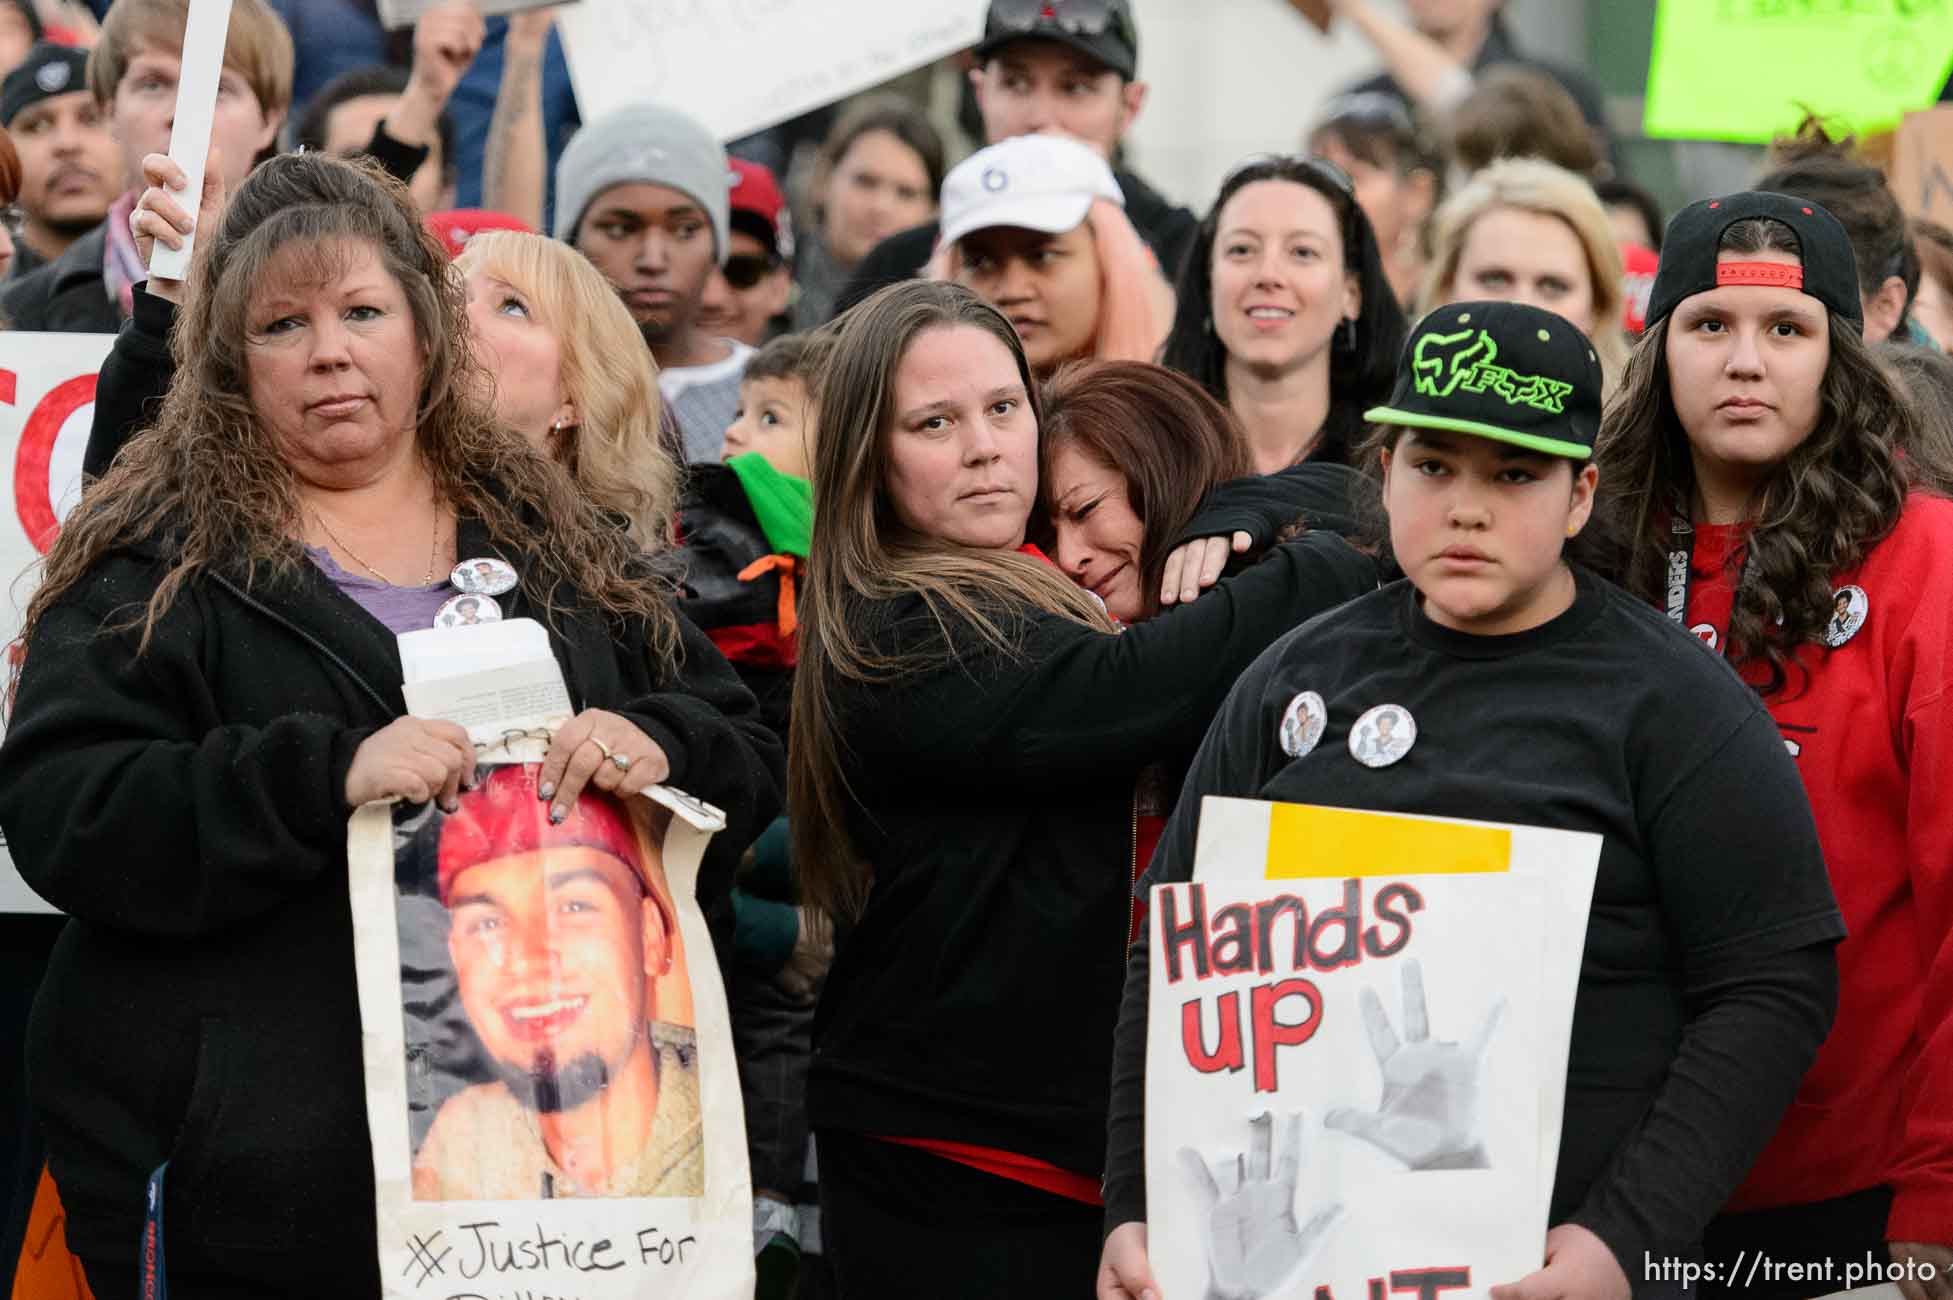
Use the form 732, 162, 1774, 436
1413, 328, 1498, 398
1411, 327, 1573, 414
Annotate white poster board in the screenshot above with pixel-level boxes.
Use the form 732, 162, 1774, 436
0, 332, 117, 915
1145, 798, 1599, 1299
375, 0, 571, 32
557, 0, 984, 142
349, 641, 752, 1300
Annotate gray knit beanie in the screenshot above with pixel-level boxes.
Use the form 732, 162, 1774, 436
552, 102, 730, 261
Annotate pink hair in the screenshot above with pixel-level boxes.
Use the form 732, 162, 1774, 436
928, 197, 1174, 366
1083, 198, 1173, 363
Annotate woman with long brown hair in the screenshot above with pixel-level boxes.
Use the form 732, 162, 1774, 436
0, 151, 780, 1296
790, 280, 1376, 1297
1598, 191, 1953, 1296
1160, 154, 1406, 473
91, 158, 679, 551
1037, 359, 1371, 625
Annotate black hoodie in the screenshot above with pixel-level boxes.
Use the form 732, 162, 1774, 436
0, 521, 782, 1294
808, 531, 1377, 1176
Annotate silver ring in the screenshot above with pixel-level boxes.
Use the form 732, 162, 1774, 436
611, 752, 633, 773
591, 737, 613, 760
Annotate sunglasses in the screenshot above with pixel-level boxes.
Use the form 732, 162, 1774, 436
722, 254, 777, 290
987, 0, 1135, 47
1314, 92, 1417, 137
1221, 152, 1356, 198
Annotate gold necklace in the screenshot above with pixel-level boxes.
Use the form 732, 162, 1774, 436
314, 504, 442, 587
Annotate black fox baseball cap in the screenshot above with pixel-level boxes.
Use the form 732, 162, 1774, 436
975, 0, 1139, 81
1365, 301, 1603, 460
1644, 190, 1862, 332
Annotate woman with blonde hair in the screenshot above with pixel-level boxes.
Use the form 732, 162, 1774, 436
92, 163, 680, 552
929, 132, 1171, 378
455, 229, 677, 548
1418, 156, 1628, 391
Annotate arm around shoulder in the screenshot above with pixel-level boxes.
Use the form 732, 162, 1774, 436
841, 534, 1375, 789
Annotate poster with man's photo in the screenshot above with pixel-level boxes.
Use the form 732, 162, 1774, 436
1146, 799, 1599, 1300
348, 758, 751, 1300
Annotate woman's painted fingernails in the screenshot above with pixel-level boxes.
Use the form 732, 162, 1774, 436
538, 781, 554, 801
549, 805, 567, 825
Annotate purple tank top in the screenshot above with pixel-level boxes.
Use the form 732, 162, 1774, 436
306, 545, 454, 635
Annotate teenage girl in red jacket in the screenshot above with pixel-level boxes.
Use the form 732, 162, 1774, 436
1600, 190, 1953, 1300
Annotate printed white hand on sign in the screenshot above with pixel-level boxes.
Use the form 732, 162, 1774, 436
1181, 1111, 1344, 1300
1324, 962, 1506, 1170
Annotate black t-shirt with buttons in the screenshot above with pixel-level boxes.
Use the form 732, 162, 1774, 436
1104, 568, 1844, 1278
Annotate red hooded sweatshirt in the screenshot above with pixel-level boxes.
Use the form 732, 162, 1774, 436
1682, 494, 1953, 1241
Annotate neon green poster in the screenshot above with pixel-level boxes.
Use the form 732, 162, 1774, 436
1644, 0, 1953, 143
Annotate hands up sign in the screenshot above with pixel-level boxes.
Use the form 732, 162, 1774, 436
1147, 799, 1598, 1300
0, 332, 116, 915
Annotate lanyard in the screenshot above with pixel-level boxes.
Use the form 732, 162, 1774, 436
1663, 518, 1695, 630
1664, 516, 1753, 659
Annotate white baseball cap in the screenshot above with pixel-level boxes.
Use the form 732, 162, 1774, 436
937, 134, 1126, 252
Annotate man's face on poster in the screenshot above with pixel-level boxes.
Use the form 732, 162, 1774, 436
446, 845, 670, 1112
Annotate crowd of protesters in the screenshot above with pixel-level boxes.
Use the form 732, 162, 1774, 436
0, 1, 1948, 1299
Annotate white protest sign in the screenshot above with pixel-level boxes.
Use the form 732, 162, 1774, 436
1146, 798, 1598, 1299
375, 0, 571, 33
557, 0, 984, 143
150, 0, 232, 281
0, 332, 117, 915
349, 731, 753, 1300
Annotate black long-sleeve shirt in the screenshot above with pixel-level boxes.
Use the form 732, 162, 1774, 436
810, 533, 1380, 1176
1103, 570, 1842, 1286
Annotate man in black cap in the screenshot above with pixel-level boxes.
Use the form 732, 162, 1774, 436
831, 0, 1196, 319
1, 43, 123, 280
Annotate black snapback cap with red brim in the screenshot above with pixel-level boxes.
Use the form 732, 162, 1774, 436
1644, 190, 1862, 331
1365, 301, 1603, 460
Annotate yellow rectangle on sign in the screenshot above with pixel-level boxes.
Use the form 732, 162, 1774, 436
1265, 804, 1511, 879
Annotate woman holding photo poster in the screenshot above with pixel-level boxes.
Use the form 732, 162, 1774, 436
1098, 301, 1845, 1300
790, 280, 1378, 1297
0, 152, 780, 1298
1599, 193, 1953, 1298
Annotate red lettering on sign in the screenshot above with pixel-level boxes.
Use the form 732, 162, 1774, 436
13, 373, 97, 553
